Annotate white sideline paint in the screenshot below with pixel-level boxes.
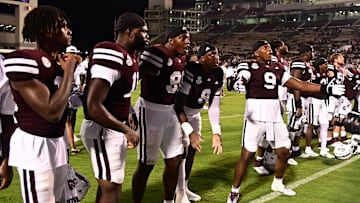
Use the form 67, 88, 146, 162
248, 155, 360, 203
203, 114, 243, 121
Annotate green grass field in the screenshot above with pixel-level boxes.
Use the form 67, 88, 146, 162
1, 89, 360, 203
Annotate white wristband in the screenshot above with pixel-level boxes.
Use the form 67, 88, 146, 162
181, 122, 194, 137
212, 124, 221, 135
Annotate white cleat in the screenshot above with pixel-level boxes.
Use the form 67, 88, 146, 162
320, 150, 335, 159
271, 182, 296, 196
227, 192, 240, 203
185, 187, 201, 202
73, 134, 81, 142
299, 152, 310, 158
303, 149, 319, 158
330, 141, 341, 147
253, 166, 270, 175
287, 158, 298, 166
175, 191, 191, 203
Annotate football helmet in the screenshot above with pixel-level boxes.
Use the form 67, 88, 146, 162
65, 165, 91, 201
343, 111, 360, 134
264, 151, 276, 174
349, 134, 360, 155
74, 170, 91, 200
334, 143, 352, 160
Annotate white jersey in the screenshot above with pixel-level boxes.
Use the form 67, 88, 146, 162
0, 56, 16, 127
0, 55, 16, 155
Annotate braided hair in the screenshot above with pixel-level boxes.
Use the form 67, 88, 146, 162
22, 5, 70, 42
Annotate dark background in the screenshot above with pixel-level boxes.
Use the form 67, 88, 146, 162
38, 0, 195, 53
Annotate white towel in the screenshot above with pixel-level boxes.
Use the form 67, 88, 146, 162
266, 122, 275, 141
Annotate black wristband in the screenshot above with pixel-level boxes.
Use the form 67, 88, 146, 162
295, 100, 302, 108
320, 84, 328, 96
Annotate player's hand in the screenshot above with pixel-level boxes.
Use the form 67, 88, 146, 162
57, 53, 78, 73
233, 80, 246, 94
0, 160, 13, 190
295, 108, 302, 118
212, 134, 223, 155
125, 129, 140, 149
127, 113, 138, 131
189, 132, 204, 152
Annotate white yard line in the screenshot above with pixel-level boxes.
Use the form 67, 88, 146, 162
248, 155, 360, 203
203, 114, 244, 121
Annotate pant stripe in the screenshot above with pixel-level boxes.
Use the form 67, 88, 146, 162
93, 129, 111, 181
139, 106, 148, 164
23, 170, 30, 203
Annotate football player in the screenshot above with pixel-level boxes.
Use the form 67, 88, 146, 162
174, 43, 223, 202
327, 53, 347, 146
334, 65, 360, 137
227, 40, 345, 203
65, 45, 83, 155
80, 12, 148, 203
287, 44, 317, 158
253, 40, 296, 176
4, 6, 79, 202
0, 54, 16, 190
306, 58, 334, 158
132, 26, 190, 203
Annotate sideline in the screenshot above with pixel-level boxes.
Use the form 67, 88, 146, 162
248, 155, 360, 203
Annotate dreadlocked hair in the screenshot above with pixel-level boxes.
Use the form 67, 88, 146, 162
22, 5, 70, 42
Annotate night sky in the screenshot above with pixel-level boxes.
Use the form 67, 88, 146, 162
38, 0, 195, 52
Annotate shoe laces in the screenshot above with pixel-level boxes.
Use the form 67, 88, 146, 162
253, 159, 264, 167
229, 192, 239, 201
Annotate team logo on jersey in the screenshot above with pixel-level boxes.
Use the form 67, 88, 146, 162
214, 81, 219, 84
196, 76, 203, 84
251, 63, 259, 69
41, 56, 51, 68
167, 58, 173, 66
126, 55, 133, 66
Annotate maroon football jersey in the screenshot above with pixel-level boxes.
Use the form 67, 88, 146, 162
290, 58, 313, 81
5, 49, 66, 138
327, 64, 345, 85
181, 61, 224, 109
139, 45, 185, 104
312, 70, 329, 85
83, 41, 139, 122
344, 74, 360, 100
239, 61, 286, 99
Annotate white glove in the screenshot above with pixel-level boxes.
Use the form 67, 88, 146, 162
233, 80, 246, 94
326, 83, 345, 96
